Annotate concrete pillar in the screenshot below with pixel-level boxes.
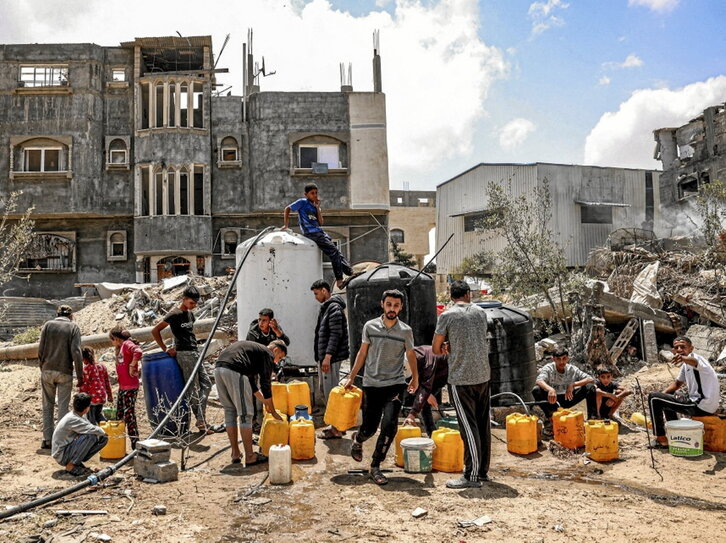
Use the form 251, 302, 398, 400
654, 129, 678, 171
641, 320, 658, 364
135, 256, 145, 283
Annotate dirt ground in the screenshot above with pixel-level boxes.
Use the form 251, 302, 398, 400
1, 360, 724, 543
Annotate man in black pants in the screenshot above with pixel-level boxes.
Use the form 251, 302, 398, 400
343, 289, 418, 486
648, 336, 720, 448
433, 280, 490, 489
532, 348, 597, 430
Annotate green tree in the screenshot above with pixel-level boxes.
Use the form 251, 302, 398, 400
390, 239, 416, 268
456, 251, 494, 277
478, 178, 575, 335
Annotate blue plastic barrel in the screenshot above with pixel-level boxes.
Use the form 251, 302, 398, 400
292, 405, 313, 421
141, 351, 190, 438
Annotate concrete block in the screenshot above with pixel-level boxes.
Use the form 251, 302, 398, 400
134, 456, 178, 483
642, 320, 658, 364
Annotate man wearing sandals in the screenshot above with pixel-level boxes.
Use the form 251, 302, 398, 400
213, 340, 286, 465
432, 280, 490, 489
343, 289, 418, 485
52, 393, 108, 477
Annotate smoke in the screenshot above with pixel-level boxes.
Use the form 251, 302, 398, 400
657, 199, 703, 238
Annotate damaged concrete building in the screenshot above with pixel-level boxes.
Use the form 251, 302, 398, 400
388, 189, 436, 269
653, 102, 726, 213
436, 163, 660, 276
0, 35, 390, 298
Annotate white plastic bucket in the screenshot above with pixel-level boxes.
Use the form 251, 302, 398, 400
269, 444, 292, 484
665, 419, 704, 457
400, 437, 435, 473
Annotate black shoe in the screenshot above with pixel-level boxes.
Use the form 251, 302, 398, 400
40, 440, 51, 450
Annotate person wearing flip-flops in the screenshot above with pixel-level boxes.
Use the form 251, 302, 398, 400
342, 289, 418, 485
51, 393, 108, 477
213, 339, 287, 465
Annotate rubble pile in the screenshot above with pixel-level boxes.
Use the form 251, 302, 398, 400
72, 275, 235, 337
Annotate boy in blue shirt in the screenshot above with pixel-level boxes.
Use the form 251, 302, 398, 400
284, 183, 355, 289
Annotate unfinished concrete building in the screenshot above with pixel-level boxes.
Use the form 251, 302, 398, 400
0, 35, 390, 298
654, 103, 726, 212
388, 189, 436, 269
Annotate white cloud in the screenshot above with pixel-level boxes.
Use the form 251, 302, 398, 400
628, 0, 680, 13
583, 76, 726, 169
499, 118, 537, 150
598, 76, 611, 86
603, 53, 644, 69
527, 0, 568, 36
0, 0, 507, 184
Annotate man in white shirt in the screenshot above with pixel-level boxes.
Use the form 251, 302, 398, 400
648, 336, 721, 448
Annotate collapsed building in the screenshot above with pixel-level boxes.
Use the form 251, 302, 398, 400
0, 34, 390, 298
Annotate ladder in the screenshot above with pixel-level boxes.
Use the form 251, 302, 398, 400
609, 318, 638, 365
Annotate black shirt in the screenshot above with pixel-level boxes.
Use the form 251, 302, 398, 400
163, 308, 197, 351
595, 380, 619, 394
246, 320, 290, 347
215, 341, 275, 398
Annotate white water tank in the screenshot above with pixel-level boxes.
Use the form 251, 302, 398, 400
236, 230, 322, 366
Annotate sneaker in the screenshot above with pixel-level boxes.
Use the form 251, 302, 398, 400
648, 437, 668, 449
446, 476, 482, 489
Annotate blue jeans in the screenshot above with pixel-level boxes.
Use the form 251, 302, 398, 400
304, 231, 353, 280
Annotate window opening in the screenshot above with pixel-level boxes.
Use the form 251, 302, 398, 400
179, 169, 189, 215
20, 65, 68, 87
110, 232, 126, 258
223, 230, 238, 255
221, 136, 238, 162
167, 167, 176, 215
141, 167, 150, 216
155, 170, 164, 215
140, 82, 150, 129
168, 83, 176, 127
193, 82, 203, 128
193, 166, 204, 215
112, 69, 126, 82
299, 144, 339, 169
580, 206, 613, 224
390, 229, 405, 244
179, 83, 189, 127
155, 82, 164, 127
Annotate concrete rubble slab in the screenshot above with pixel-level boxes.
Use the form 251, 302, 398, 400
673, 287, 726, 328
685, 324, 726, 362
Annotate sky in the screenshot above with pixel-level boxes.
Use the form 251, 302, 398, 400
1, 0, 725, 191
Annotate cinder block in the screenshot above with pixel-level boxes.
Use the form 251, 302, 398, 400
134, 456, 178, 483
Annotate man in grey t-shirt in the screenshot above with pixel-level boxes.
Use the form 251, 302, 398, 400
533, 347, 596, 424
344, 289, 418, 486
432, 280, 490, 489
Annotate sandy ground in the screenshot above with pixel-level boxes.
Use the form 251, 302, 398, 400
1, 360, 724, 543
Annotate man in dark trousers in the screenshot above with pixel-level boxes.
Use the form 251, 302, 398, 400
38, 304, 84, 450
403, 345, 449, 437
311, 279, 350, 439
52, 392, 108, 476
432, 280, 490, 488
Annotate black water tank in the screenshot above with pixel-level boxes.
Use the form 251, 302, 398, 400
347, 263, 437, 358
476, 301, 537, 403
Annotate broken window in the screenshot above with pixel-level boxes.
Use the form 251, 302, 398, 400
179, 168, 190, 215
194, 166, 204, 215
19, 65, 68, 87
221, 229, 239, 258
299, 145, 340, 169
155, 82, 164, 127
140, 82, 150, 129
580, 205, 613, 224
112, 69, 126, 82
107, 231, 127, 261
19, 232, 75, 272
108, 138, 128, 165
193, 82, 203, 128
179, 83, 189, 127
167, 167, 176, 215
463, 210, 500, 232
168, 83, 176, 127
677, 176, 699, 200
220, 136, 239, 162
390, 229, 405, 244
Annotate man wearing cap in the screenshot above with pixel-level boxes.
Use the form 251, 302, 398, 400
38, 305, 84, 450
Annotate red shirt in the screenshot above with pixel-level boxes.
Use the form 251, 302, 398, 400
116, 339, 143, 390
80, 362, 113, 405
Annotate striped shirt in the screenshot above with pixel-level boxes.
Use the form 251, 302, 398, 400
361, 316, 414, 388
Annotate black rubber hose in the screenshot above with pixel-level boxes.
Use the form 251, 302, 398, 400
0, 226, 275, 521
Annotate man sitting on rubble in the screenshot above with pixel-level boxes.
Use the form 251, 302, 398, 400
532, 347, 597, 433
648, 335, 720, 449
52, 392, 108, 477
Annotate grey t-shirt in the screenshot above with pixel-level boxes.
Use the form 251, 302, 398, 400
536, 362, 593, 394
51, 411, 106, 463
434, 303, 489, 386
361, 316, 414, 388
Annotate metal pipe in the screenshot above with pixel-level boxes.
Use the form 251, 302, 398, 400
0, 318, 226, 362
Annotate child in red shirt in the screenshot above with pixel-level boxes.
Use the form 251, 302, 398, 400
79, 347, 113, 425
109, 326, 143, 448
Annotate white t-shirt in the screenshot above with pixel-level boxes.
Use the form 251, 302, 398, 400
677, 352, 720, 413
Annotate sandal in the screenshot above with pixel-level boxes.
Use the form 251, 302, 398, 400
369, 468, 388, 486
246, 453, 268, 466
318, 428, 343, 440
68, 465, 93, 477
350, 432, 363, 462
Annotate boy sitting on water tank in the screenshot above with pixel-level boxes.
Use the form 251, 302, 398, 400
283, 183, 358, 290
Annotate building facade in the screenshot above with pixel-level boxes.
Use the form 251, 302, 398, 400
0, 36, 389, 297
653, 102, 725, 211
388, 189, 435, 269
436, 163, 660, 275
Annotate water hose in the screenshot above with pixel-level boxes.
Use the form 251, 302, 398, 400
0, 226, 275, 521
491, 391, 530, 415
